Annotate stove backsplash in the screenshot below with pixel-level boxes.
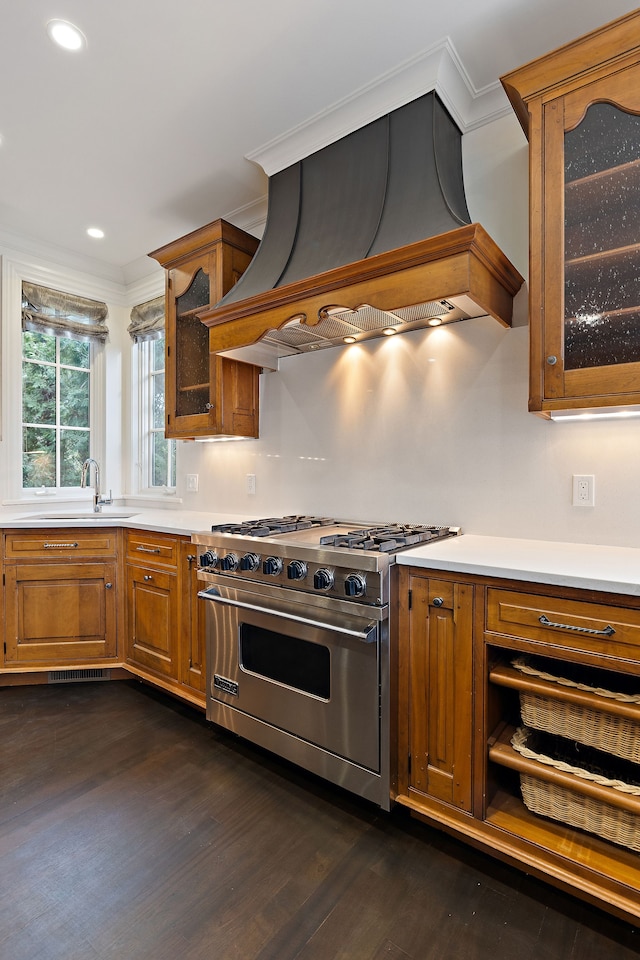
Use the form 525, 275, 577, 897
176, 117, 640, 550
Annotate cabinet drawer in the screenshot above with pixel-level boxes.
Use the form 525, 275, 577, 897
486, 588, 640, 662
126, 530, 181, 567
4, 529, 117, 559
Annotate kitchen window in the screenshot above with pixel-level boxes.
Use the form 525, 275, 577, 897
129, 297, 176, 492
20, 281, 108, 492
22, 330, 91, 487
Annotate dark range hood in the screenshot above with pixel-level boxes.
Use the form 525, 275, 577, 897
199, 93, 524, 358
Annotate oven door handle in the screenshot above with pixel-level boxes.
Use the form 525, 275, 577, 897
198, 589, 379, 643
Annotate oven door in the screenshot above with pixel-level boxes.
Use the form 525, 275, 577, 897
199, 582, 381, 773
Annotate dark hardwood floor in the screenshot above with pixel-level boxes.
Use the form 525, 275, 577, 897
1, 680, 638, 960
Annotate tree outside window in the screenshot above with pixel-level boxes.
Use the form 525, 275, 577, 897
149, 336, 176, 488
129, 296, 175, 492
22, 331, 91, 488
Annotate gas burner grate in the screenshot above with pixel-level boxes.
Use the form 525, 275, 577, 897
320, 524, 455, 552
211, 515, 336, 536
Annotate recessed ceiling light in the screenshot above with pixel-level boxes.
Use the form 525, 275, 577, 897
46, 19, 86, 51
87, 227, 105, 239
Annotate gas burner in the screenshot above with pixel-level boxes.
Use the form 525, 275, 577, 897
211, 515, 336, 536
319, 524, 453, 552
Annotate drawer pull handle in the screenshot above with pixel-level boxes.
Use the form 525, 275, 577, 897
136, 546, 161, 554
43, 541, 79, 549
538, 614, 615, 637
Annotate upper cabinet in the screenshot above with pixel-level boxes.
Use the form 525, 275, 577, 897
149, 219, 260, 439
502, 12, 640, 417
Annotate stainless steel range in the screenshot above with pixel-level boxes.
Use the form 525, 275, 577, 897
193, 516, 459, 810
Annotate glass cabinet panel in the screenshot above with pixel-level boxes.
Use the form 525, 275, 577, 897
175, 268, 210, 418
564, 103, 640, 370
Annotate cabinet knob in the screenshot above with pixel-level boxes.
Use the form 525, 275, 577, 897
105, 582, 113, 589
432, 597, 444, 607
546, 355, 557, 365
143, 574, 153, 581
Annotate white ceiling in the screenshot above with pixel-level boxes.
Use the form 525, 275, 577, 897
1, 1, 638, 286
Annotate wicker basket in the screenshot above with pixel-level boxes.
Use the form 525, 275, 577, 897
512, 726, 640, 852
512, 655, 640, 764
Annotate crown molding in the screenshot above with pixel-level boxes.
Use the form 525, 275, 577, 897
0, 224, 127, 289
1, 243, 129, 306
247, 38, 512, 177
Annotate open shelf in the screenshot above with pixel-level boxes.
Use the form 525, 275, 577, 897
485, 787, 640, 894
489, 663, 640, 723
489, 723, 640, 817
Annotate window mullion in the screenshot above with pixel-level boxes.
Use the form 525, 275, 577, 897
55, 336, 61, 487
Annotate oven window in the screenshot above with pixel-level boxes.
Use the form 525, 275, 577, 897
239, 624, 330, 699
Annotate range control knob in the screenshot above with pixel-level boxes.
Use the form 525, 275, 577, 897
287, 559, 308, 581
263, 556, 283, 576
199, 550, 218, 569
344, 573, 366, 598
240, 552, 260, 572
314, 568, 334, 591
220, 553, 238, 572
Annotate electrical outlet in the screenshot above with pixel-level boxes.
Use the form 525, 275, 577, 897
572, 474, 595, 507
246, 473, 256, 495
186, 473, 199, 493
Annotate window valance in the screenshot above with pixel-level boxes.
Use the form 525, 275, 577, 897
22, 282, 109, 343
128, 296, 165, 342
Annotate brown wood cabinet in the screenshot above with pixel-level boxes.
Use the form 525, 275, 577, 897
501, 11, 640, 416
125, 530, 179, 680
2, 529, 119, 667
394, 565, 640, 924
395, 568, 474, 814
180, 541, 206, 695
149, 219, 260, 439
124, 529, 206, 707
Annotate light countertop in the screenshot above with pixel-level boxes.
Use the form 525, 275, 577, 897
0, 507, 252, 537
398, 534, 640, 597
3, 513, 640, 597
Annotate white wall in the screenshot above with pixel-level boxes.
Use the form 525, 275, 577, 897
175, 113, 640, 548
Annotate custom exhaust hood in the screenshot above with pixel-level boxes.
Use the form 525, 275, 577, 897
199, 92, 523, 362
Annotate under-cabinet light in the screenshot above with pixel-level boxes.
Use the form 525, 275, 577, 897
550, 407, 640, 422
193, 436, 252, 442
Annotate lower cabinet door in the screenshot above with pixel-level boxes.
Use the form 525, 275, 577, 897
126, 563, 178, 678
4, 561, 117, 664
401, 572, 474, 812
180, 544, 206, 693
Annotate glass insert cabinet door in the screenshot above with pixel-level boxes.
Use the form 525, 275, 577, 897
174, 266, 211, 419
542, 67, 640, 407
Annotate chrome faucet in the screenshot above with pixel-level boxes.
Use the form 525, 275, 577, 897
81, 458, 112, 513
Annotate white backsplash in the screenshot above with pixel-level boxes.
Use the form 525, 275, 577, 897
178, 310, 640, 547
